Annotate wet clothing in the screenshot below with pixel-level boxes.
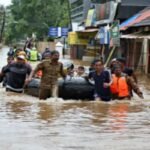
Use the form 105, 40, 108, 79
111, 73, 142, 99
39, 84, 58, 99
33, 59, 65, 99
3, 62, 32, 92
90, 70, 111, 101
110, 74, 129, 99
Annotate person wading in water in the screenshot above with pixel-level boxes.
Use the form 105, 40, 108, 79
0, 55, 32, 93
27, 50, 66, 100
89, 60, 112, 101
110, 65, 143, 100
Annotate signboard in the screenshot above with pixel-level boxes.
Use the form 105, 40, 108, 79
95, 1, 118, 25
85, 9, 95, 27
48, 27, 68, 37
61, 27, 69, 36
48, 27, 58, 37
110, 21, 120, 38
68, 32, 78, 45
110, 20, 120, 46
68, 32, 89, 45
99, 27, 110, 45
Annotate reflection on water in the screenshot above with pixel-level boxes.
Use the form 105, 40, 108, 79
0, 47, 150, 150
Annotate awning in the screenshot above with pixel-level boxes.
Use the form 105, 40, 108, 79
121, 34, 150, 39
76, 29, 99, 33
120, 14, 139, 29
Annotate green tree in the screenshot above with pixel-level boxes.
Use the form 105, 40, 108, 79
5, 0, 69, 43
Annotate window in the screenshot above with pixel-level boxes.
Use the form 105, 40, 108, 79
71, 0, 83, 9
71, 6, 83, 15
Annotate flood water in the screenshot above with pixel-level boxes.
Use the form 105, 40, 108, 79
0, 47, 150, 150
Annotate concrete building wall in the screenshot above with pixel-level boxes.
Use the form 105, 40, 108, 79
69, 0, 92, 23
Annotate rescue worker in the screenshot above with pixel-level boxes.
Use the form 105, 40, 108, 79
27, 50, 66, 100
29, 47, 38, 61
110, 65, 143, 100
89, 60, 112, 101
0, 56, 14, 86
1, 55, 32, 93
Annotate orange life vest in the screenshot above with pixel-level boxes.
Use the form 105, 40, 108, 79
110, 74, 129, 98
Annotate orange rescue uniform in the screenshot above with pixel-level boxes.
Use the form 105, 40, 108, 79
110, 74, 129, 98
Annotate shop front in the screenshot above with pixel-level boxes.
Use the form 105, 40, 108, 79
68, 29, 98, 61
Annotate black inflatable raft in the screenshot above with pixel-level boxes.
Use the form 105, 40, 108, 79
25, 77, 94, 100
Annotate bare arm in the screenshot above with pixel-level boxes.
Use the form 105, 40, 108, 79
127, 76, 143, 99
26, 62, 43, 83
132, 72, 138, 83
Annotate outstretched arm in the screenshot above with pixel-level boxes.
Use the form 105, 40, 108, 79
25, 62, 43, 84
127, 76, 143, 99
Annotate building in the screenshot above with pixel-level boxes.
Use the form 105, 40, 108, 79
120, 7, 150, 75
68, 0, 150, 66
69, 0, 150, 29
69, 0, 92, 27
91, 0, 150, 25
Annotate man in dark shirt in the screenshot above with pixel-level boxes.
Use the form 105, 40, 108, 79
0, 56, 14, 87
1, 55, 32, 93
89, 60, 112, 101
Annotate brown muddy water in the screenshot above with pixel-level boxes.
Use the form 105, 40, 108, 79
0, 47, 150, 150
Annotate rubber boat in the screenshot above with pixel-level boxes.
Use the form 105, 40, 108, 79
25, 77, 94, 100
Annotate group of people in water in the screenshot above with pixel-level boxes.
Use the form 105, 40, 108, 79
0, 45, 144, 101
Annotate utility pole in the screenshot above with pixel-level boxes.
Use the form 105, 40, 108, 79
67, 0, 72, 31
0, 6, 5, 43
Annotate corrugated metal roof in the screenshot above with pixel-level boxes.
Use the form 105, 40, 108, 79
76, 28, 98, 33
120, 14, 139, 28
133, 17, 150, 27
120, 7, 150, 30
